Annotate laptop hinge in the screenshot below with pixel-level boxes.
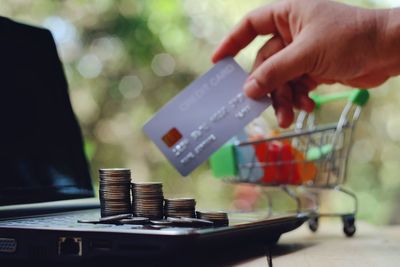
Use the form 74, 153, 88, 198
0, 198, 99, 219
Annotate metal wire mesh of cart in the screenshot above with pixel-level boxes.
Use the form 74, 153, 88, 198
210, 89, 370, 237
232, 124, 351, 187
210, 89, 369, 187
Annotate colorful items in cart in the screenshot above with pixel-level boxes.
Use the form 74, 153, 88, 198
251, 140, 316, 184
210, 131, 317, 185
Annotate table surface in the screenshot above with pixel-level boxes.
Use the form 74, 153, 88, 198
236, 220, 400, 267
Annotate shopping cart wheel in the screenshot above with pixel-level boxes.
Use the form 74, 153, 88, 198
342, 214, 356, 237
308, 216, 319, 232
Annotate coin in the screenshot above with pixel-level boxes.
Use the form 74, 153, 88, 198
131, 182, 164, 219
99, 168, 132, 217
164, 198, 196, 218
150, 220, 173, 226
119, 217, 150, 225
78, 215, 151, 226
196, 211, 229, 227
99, 213, 132, 222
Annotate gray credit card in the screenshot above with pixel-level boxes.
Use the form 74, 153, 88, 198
143, 57, 271, 176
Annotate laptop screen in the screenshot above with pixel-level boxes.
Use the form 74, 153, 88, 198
0, 18, 94, 206
0, 158, 94, 206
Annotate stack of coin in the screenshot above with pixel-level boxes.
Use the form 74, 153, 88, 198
131, 182, 164, 219
164, 198, 196, 218
196, 211, 229, 227
99, 168, 132, 217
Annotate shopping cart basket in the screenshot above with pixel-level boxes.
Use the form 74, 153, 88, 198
210, 89, 370, 237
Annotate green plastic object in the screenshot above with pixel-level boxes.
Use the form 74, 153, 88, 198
210, 144, 237, 177
306, 144, 333, 161
311, 89, 369, 109
349, 89, 369, 106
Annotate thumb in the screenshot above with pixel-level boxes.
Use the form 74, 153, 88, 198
244, 39, 312, 98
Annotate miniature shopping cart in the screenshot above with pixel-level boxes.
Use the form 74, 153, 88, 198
210, 89, 370, 237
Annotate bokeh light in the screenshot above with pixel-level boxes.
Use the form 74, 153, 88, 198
2, 0, 400, 225
119, 75, 143, 99
151, 53, 175, 77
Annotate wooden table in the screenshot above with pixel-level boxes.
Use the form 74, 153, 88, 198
237, 220, 400, 267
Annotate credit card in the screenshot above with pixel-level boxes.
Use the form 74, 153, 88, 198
143, 57, 271, 176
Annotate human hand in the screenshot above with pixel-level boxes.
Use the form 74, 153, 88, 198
213, 0, 400, 127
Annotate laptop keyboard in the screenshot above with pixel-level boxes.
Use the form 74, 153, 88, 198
0, 209, 208, 233
0, 208, 294, 233
0, 209, 139, 230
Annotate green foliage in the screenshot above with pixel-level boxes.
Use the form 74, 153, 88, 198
2, 0, 400, 224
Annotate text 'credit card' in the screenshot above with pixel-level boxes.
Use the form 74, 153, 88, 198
143, 57, 271, 176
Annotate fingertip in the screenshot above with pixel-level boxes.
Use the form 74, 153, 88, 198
211, 37, 238, 64
244, 78, 260, 94
211, 53, 221, 64
300, 96, 315, 113
305, 98, 315, 113
276, 108, 294, 128
243, 76, 271, 99
211, 49, 236, 64
244, 78, 267, 99
245, 89, 265, 99
211, 43, 229, 63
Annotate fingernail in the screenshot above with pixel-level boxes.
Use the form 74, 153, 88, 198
277, 111, 285, 127
243, 78, 261, 95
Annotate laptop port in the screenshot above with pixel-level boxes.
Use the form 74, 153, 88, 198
0, 238, 17, 253
58, 237, 82, 256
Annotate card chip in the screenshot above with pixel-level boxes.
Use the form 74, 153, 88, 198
162, 128, 182, 148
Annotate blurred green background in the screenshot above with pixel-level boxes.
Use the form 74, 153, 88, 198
2, 0, 400, 225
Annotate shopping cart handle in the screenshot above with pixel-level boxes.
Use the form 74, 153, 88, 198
311, 89, 369, 109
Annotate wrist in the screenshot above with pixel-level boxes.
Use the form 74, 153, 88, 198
378, 8, 400, 76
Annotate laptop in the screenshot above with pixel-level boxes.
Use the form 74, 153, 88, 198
0, 17, 307, 263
